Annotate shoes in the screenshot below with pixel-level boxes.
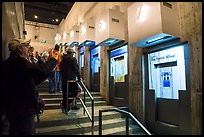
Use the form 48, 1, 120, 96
44, 79, 49, 82
49, 91, 55, 94
58, 91, 62, 93
64, 107, 71, 115
60, 102, 71, 114
71, 106, 80, 110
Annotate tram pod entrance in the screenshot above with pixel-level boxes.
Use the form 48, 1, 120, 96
90, 46, 100, 92
109, 44, 128, 106
78, 46, 85, 79
144, 42, 191, 134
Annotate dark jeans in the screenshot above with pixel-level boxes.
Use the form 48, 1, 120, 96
48, 71, 62, 93
62, 81, 78, 110
7, 114, 35, 135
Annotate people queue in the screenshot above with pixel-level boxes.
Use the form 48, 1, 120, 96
2, 38, 81, 135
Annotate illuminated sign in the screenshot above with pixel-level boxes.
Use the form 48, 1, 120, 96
110, 45, 128, 82
41, 40, 46, 43
148, 45, 186, 99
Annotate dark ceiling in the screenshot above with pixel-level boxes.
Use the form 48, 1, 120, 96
24, 2, 75, 25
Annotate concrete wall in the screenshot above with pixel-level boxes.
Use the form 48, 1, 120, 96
2, 2, 25, 61
177, 2, 202, 135
25, 20, 59, 53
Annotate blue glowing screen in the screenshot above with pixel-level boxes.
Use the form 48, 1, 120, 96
110, 45, 128, 82
148, 45, 187, 99
79, 46, 85, 68
91, 46, 100, 73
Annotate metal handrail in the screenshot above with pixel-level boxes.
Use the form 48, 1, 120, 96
98, 106, 151, 135
67, 80, 94, 135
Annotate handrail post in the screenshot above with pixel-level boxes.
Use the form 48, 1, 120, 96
92, 99, 94, 135
78, 80, 95, 135
66, 81, 69, 114
126, 113, 129, 135
83, 83, 85, 115
99, 110, 102, 135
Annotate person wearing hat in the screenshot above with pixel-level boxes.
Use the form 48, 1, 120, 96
60, 47, 81, 114
2, 38, 57, 135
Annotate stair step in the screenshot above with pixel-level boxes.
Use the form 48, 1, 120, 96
36, 106, 121, 128
36, 117, 127, 135
43, 96, 104, 104
39, 92, 101, 98
35, 105, 131, 135
35, 91, 147, 135
44, 100, 107, 110
77, 124, 141, 135
36, 116, 143, 135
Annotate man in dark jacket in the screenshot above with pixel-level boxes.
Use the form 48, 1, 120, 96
3, 38, 57, 135
60, 47, 81, 114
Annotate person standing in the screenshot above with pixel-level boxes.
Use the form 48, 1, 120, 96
60, 47, 81, 114
28, 46, 35, 63
48, 44, 62, 93
3, 38, 57, 135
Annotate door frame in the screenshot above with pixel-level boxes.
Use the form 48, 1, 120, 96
143, 39, 191, 135
108, 42, 129, 107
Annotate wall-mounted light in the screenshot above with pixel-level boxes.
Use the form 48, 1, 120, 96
55, 33, 61, 42
55, 34, 59, 41
81, 26, 86, 35
58, 35, 61, 41
138, 4, 148, 22
34, 15, 38, 19
56, 19, 59, 22
99, 20, 106, 31
63, 31, 66, 40
70, 30, 74, 37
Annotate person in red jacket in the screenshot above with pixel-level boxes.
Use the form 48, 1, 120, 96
3, 38, 57, 135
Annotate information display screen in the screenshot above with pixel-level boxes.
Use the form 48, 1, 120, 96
110, 45, 128, 82
148, 45, 186, 99
91, 46, 100, 73
79, 46, 85, 68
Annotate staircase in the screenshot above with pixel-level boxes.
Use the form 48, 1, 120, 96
36, 81, 146, 135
